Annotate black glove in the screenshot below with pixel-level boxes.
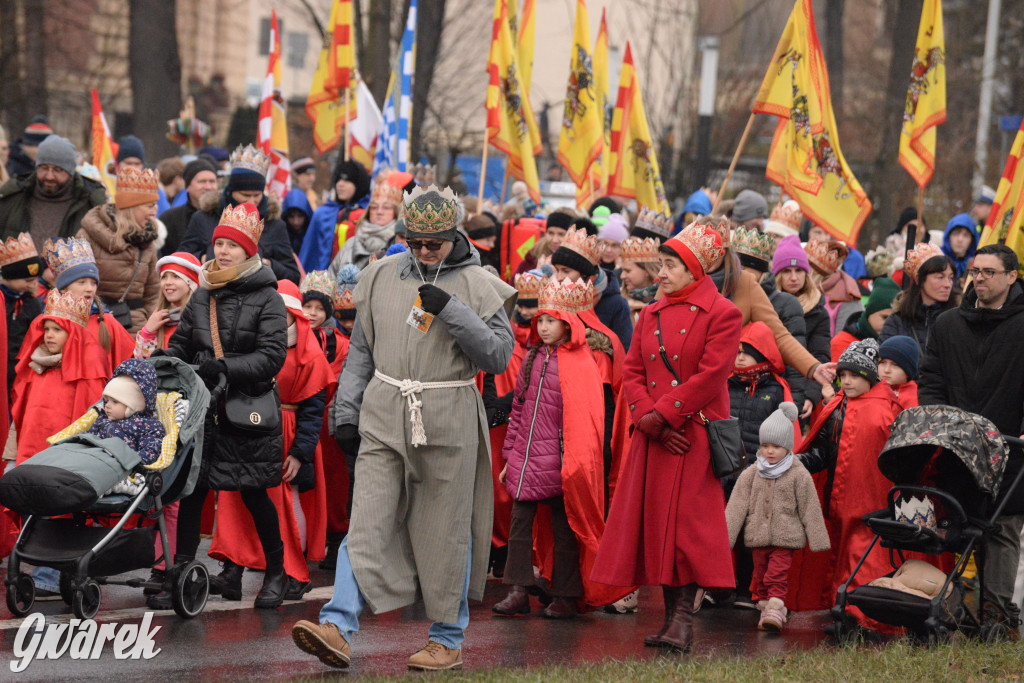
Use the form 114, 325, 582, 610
292, 460, 316, 493
418, 284, 451, 315
196, 358, 225, 381
335, 424, 361, 456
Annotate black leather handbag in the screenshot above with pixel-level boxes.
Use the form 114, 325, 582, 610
209, 296, 281, 433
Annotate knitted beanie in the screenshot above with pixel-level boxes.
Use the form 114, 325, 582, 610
879, 335, 920, 381
771, 234, 810, 275
732, 189, 769, 223
116, 135, 145, 163
183, 158, 217, 188
22, 115, 53, 147
36, 136, 77, 175
551, 245, 598, 278
103, 374, 146, 418
759, 402, 798, 451
545, 211, 574, 230
591, 205, 612, 228
741, 342, 769, 365
572, 216, 598, 237
837, 338, 880, 385
597, 213, 630, 244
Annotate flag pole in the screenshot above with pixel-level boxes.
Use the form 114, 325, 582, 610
710, 112, 756, 215
477, 133, 490, 207
902, 185, 925, 290
500, 164, 511, 204
344, 91, 352, 161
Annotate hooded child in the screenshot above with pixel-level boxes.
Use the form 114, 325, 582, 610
878, 335, 919, 410
1, 233, 45, 398
299, 158, 371, 272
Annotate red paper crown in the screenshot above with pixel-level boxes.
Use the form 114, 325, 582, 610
43, 289, 90, 328
904, 242, 944, 283
667, 221, 724, 276
620, 236, 660, 264
769, 200, 803, 232
334, 288, 355, 310
115, 167, 160, 210
371, 170, 406, 208
213, 202, 264, 256
0, 233, 40, 268
514, 271, 544, 301
560, 225, 604, 266
804, 238, 849, 276
538, 277, 593, 314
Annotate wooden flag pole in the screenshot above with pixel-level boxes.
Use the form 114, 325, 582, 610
499, 164, 512, 204
902, 184, 925, 290
343, 90, 352, 161
477, 134, 490, 207
710, 112, 756, 215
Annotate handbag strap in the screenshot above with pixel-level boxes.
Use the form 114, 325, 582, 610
654, 312, 683, 385
119, 250, 145, 303
209, 296, 224, 359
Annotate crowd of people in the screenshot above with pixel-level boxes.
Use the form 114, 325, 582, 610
1, 116, 1023, 672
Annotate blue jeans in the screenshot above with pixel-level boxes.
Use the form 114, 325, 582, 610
31, 566, 60, 592
319, 537, 472, 649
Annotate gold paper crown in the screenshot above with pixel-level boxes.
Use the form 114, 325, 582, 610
300, 270, 337, 300
334, 288, 355, 310
370, 174, 404, 207
403, 185, 459, 234
43, 289, 90, 328
514, 271, 544, 301
538, 277, 593, 314
560, 225, 604, 265
230, 144, 271, 176
670, 221, 724, 274
769, 200, 803, 232
620, 236, 660, 264
865, 248, 896, 279
43, 237, 95, 278
731, 226, 781, 263
116, 166, 159, 197
904, 242, 943, 283
804, 238, 849, 275
217, 203, 264, 244
410, 163, 437, 184
0, 233, 40, 267
633, 207, 673, 239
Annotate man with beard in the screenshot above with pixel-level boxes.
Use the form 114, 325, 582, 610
0, 136, 107, 247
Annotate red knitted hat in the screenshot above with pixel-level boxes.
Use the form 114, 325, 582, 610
157, 252, 202, 290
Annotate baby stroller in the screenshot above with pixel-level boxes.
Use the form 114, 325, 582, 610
831, 405, 1024, 643
0, 357, 220, 620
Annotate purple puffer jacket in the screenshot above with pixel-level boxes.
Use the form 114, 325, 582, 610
503, 344, 564, 501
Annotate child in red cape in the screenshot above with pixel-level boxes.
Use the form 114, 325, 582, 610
208, 280, 336, 600
492, 278, 619, 618
877, 335, 919, 411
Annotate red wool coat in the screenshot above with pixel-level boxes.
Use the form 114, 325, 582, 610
592, 276, 742, 590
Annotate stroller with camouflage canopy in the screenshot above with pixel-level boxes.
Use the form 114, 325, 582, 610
831, 405, 1024, 643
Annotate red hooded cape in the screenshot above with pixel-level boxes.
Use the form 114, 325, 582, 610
12, 315, 109, 465
738, 321, 800, 435
314, 325, 351, 535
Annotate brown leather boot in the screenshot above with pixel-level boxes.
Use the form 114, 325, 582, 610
541, 597, 578, 619
492, 585, 530, 616
644, 586, 678, 647
656, 583, 697, 652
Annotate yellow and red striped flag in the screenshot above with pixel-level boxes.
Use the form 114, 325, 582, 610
259, 10, 290, 200
486, 0, 541, 202
306, 0, 358, 154
557, 0, 603, 189
754, 0, 871, 244
899, 0, 946, 188
518, 0, 536, 92
90, 88, 117, 198
979, 117, 1024, 250
606, 42, 668, 213
578, 9, 609, 208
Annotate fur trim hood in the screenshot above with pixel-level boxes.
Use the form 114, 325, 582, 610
199, 188, 282, 222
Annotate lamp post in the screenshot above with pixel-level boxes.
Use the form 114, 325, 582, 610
695, 36, 719, 190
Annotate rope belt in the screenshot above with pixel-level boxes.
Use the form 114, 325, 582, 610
281, 403, 298, 411
374, 369, 477, 447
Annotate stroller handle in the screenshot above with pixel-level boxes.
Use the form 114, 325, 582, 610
210, 373, 229, 404
1001, 434, 1024, 451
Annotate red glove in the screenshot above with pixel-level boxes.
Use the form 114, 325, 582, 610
659, 427, 691, 456
636, 411, 667, 439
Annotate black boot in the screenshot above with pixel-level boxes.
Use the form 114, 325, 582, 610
146, 554, 190, 610
254, 545, 287, 609
319, 539, 340, 571
208, 560, 244, 601
284, 576, 312, 601
645, 586, 678, 647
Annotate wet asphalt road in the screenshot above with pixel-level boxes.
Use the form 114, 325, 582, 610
0, 541, 832, 681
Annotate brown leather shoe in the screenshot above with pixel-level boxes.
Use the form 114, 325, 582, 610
656, 583, 697, 652
292, 620, 351, 669
542, 596, 578, 619
407, 641, 463, 671
492, 585, 530, 616
645, 586, 678, 647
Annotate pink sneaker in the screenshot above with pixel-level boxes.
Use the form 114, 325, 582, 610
758, 597, 787, 632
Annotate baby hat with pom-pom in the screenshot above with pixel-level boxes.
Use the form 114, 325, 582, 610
758, 401, 799, 451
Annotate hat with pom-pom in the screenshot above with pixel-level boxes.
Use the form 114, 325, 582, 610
759, 401, 799, 451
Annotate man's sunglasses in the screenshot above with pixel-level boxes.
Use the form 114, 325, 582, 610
407, 240, 444, 252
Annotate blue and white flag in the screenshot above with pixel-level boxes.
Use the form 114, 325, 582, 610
374, 0, 416, 175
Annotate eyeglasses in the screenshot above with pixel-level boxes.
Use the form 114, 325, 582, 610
968, 267, 1010, 279
407, 240, 444, 252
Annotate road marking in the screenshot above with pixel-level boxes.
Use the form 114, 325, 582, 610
0, 586, 335, 631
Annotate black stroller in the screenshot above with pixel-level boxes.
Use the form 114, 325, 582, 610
1, 357, 220, 620
831, 405, 1024, 643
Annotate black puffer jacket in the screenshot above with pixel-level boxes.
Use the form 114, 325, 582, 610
879, 299, 955, 353
729, 372, 788, 466
801, 300, 831, 405
761, 275, 808, 407
160, 262, 288, 491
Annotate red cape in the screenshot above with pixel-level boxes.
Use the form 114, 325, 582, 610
494, 322, 530, 397
314, 325, 351, 535
830, 329, 861, 363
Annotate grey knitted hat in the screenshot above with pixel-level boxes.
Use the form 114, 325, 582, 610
759, 402, 799, 451
837, 338, 880, 385
36, 135, 78, 176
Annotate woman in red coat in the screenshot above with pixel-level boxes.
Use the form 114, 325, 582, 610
592, 222, 742, 652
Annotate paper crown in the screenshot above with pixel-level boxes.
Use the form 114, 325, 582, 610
633, 207, 673, 239
403, 185, 459, 234
0, 233, 40, 268
904, 242, 944, 283
230, 144, 271, 176
865, 248, 896, 279
514, 271, 544, 301
43, 236, 96, 279
334, 288, 355, 310
560, 225, 604, 265
620, 236, 660, 264
115, 166, 160, 209
805, 238, 849, 275
538, 277, 593, 314
43, 289, 90, 328
409, 163, 437, 185
731, 226, 780, 264
216, 203, 264, 247
669, 221, 724, 275
300, 270, 337, 300
769, 200, 803, 232
370, 176, 404, 208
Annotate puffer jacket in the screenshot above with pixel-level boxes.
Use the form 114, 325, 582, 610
729, 373, 787, 467
761, 274, 807, 407
879, 299, 955, 352
160, 260, 288, 491
78, 204, 161, 334
503, 344, 564, 502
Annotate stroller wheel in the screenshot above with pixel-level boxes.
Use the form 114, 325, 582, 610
6, 574, 35, 617
172, 560, 209, 619
72, 580, 101, 620
981, 621, 1009, 643
59, 572, 74, 605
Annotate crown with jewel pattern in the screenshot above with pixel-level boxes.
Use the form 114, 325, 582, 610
620, 236, 660, 264
633, 207, 673, 239
904, 242, 943, 283
560, 225, 604, 265
731, 226, 781, 264
230, 144, 271, 177
370, 169, 406, 208
668, 221, 725, 275
514, 271, 544, 301
43, 237, 96, 279
804, 238, 849, 276
300, 270, 337, 299
403, 185, 459, 235
865, 248, 896, 279
114, 166, 160, 209
214, 202, 264, 256
43, 289, 90, 327
769, 200, 803, 232
334, 287, 355, 311
538, 277, 593, 314
0, 233, 40, 268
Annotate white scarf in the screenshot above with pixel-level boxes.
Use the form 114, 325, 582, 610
287, 323, 297, 348
29, 345, 62, 374
756, 452, 794, 479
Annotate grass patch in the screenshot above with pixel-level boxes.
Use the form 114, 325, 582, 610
303, 640, 1024, 682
